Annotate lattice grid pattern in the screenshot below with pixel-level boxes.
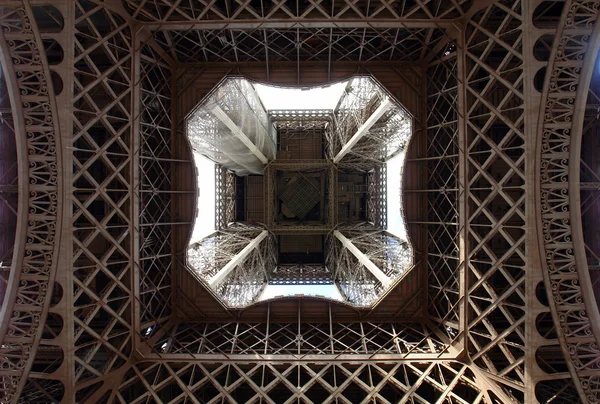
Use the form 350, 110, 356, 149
464, 1, 527, 398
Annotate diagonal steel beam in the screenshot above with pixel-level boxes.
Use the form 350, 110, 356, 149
333, 230, 391, 287
210, 104, 269, 164
209, 230, 269, 285
333, 98, 392, 163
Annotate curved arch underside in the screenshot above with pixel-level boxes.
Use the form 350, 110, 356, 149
0, 0, 598, 403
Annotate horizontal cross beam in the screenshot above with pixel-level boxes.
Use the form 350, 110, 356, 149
142, 352, 458, 362
143, 20, 455, 31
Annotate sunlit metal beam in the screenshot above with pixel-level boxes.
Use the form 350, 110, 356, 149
210, 104, 269, 164
208, 230, 269, 286
333, 230, 391, 287
333, 98, 392, 163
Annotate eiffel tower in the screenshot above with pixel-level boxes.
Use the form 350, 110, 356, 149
0, 1, 599, 402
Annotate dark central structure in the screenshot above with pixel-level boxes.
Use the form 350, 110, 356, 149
265, 160, 335, 232
279, 173, 322, 220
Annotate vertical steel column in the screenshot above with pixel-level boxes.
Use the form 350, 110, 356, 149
456, 25, 469, 355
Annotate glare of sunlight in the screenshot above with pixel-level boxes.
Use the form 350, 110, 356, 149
259, 284, 343, 301
387, 151, 408, 241
254, 82, 348, 110
190, 152, 216, 244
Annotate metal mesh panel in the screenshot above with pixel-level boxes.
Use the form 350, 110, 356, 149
279, 176, 321, 219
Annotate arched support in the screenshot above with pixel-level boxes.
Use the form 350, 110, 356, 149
567, 15, 600, 359
0, 2, 62, 402
537, 1, 600, 402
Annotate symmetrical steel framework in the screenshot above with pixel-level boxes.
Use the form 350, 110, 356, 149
264, 160, 337, 233
0, 0, 598, 403
185, 75, 412, 305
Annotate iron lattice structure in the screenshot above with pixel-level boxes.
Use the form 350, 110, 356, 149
0, 0, 598, 403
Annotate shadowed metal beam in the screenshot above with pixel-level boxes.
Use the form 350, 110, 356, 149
143, 20, 455, 31
209, 230, 269, 285
333, 230, 391, 287
333, 98, 392, 163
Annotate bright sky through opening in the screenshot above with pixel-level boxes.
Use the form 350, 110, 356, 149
191, 80, 408, 302
387, 151, 408, 241
259, 284, 343, 301
254, 82, 348, 110
191, 152, 216, 244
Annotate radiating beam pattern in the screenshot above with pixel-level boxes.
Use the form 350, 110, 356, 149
0, 0, 598, 402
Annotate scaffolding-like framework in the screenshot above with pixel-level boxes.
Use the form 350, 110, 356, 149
187, 224, 277, 306
214, 165, 236, 229
187, 78, 276, 175
330, 77, 412, 164
0, 0, 599, 403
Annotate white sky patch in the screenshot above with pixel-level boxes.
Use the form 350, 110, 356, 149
259, 284, 343, 301
254, 82, 348, 110
190, 152, 216, 244
387, 151, 408, 241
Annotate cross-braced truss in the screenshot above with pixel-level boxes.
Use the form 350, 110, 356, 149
0, 0, 599, 403
148, 319, 453, 359
463, 1, 527, 397
332, 77, 412, 164
215, 165, 236, 229
121, 0, 473, 24
187, 224, 276, 306
116, 361, 485, 403
269, 264, 333, 285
